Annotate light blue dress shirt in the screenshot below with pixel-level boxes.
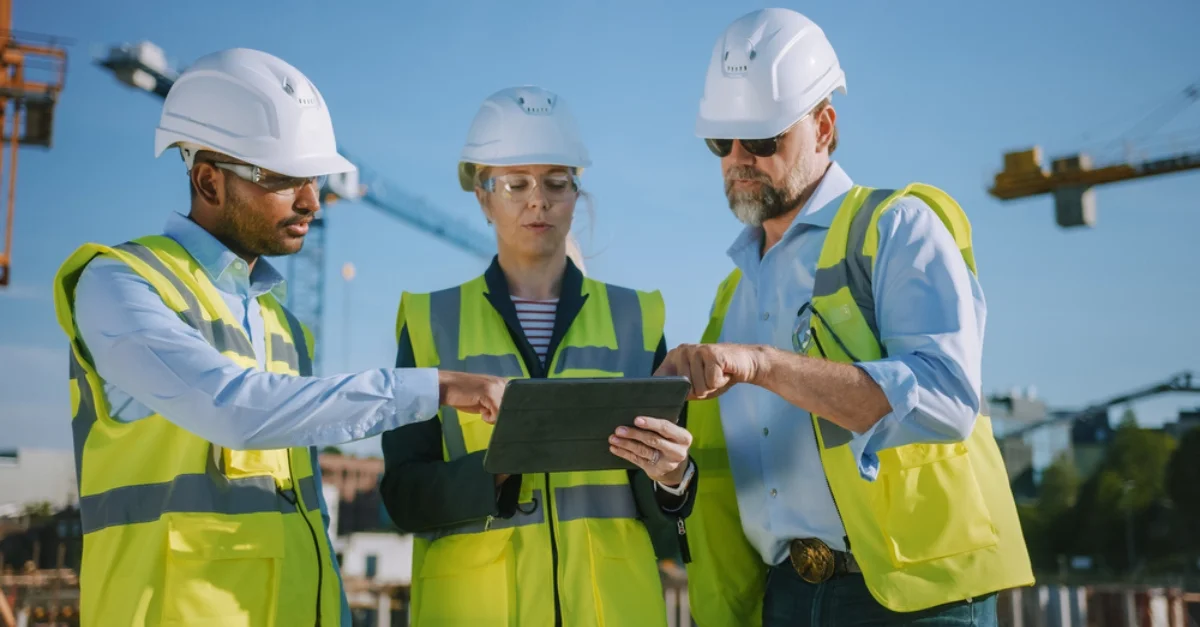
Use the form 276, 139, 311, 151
72, 212, 442, 625
717, 162, 986, 565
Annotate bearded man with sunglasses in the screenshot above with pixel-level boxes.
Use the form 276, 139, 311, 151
661, 9, 1033, 627
50, 48, 506, 627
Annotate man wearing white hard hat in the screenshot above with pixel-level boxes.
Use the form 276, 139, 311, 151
51, 48, 506, 627
380, 85, 698, 627
660, 9, 1033, 626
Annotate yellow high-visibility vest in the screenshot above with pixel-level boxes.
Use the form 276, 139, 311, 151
53, 235, 343, 627
397, 274, 669, 627
685, 184, 1034, 624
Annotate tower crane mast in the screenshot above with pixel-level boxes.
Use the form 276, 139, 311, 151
96, 41, 496, 374
988, 79, 1200, 228
0, 0, 67, 286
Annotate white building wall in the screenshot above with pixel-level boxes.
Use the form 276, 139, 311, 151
0, 449, 77, 515
338, 532, 413, 586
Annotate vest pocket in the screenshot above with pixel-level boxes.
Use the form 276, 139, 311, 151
583, 518, 665, 624
160, 513, 285, 627
875, 451, 999, 566
223, 448, 290, 481
415, 528, 514, 626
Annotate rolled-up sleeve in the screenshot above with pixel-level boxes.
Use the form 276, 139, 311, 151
72, 257, 441, 450
848, 197, 986, 481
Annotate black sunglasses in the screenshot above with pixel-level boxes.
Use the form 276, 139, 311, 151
705, 133, 786, 158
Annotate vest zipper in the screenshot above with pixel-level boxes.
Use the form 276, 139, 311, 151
285, 455, 324, 626
676, 516, 692, 563
545, 472, 563, 627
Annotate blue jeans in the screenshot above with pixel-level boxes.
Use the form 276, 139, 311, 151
762, 563, 998, 627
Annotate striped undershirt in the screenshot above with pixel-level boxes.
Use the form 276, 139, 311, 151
511, 296, 558, 363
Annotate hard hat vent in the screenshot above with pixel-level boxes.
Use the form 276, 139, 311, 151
723, 41, 756, 76
514, 90, 556, 116
280, 74, 317, 107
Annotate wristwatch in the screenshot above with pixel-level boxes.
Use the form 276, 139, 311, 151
655, 459, 696, 496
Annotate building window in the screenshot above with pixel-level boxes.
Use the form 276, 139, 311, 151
365, 554, 378, 579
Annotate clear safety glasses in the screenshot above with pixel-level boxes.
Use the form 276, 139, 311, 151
211, 162, 327, 196
479, 172, 580, 205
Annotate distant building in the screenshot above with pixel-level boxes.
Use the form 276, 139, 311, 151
338, 532, 413, 586
989, 388, 1073, 502
0, 449, 77, 516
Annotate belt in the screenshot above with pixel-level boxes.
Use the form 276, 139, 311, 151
788, 538, 861, 584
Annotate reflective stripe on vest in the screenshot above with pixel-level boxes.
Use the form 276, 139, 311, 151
115, 242, 255, 358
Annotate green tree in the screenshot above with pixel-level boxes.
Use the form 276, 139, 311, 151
1038, 453, 1080, 521
321, 446, 343, 456
1067, 415, 1176, 572
1166, 425, 1200, 551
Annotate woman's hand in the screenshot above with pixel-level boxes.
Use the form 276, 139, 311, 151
609, 416, 693, 486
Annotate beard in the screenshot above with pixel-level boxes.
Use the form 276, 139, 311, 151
217, 184, 307, 258
724, 157, 812, 227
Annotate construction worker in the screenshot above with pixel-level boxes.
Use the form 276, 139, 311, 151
50, 48, 506, 627
379, 85, 699, 627
663, 8, 1034, 627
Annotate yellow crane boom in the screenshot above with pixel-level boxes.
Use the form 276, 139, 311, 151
987, 80, 1199, 228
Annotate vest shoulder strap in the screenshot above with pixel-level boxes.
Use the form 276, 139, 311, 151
397, 290, 437, 368
587, 277, 667, 353
825, 182, 978, 346
701, 268, 743, 344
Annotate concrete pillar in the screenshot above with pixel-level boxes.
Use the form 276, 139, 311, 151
1124, 589, 1138, 627
376, 590, 391, 627
1069, 586, 1088, 627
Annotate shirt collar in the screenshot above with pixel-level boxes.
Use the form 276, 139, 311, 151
163, 213, 287, 301
726, 161, 855, 263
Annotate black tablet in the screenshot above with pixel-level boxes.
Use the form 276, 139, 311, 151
481, 376, 692, 475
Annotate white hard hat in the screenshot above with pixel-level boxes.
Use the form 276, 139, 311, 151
695, 8, 846, 140
458, 85, 591, 191
154, 47, 355, 178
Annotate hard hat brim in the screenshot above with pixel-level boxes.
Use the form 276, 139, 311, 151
266, 152, 357, 179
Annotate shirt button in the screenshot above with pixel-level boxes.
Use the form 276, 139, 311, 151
761, 312, 770, 321
770, 489, 778, 498
762, 427, 769, 437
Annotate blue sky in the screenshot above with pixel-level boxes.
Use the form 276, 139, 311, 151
2, 0, 1198, 456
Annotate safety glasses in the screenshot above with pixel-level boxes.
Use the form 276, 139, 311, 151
705, 134, 787, 158
211, 162, 327, 196
480, 172, 580, 205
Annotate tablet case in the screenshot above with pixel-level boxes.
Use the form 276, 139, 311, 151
482, 377, 691, 475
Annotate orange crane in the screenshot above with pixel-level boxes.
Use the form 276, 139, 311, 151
988, 79, 1200, 228
0, 0, 66, 286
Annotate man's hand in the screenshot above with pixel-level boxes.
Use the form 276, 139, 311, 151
655, 343, 764, 400
609, 416, 693, 485
437, 371, 507, 424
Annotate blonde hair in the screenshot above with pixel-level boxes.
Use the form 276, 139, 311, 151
565, 233, 587, 274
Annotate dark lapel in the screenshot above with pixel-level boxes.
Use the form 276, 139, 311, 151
482, 255, 588, 379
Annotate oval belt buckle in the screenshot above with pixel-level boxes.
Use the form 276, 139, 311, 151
789, 538, 835, 584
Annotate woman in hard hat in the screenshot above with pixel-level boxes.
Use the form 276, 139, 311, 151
380, 85, 697, 627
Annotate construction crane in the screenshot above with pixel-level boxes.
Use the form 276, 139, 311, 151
0, 0, 67, 286
988, 79, 1200, 228
997, 371, 1200, 441
97, 41, 496, 374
